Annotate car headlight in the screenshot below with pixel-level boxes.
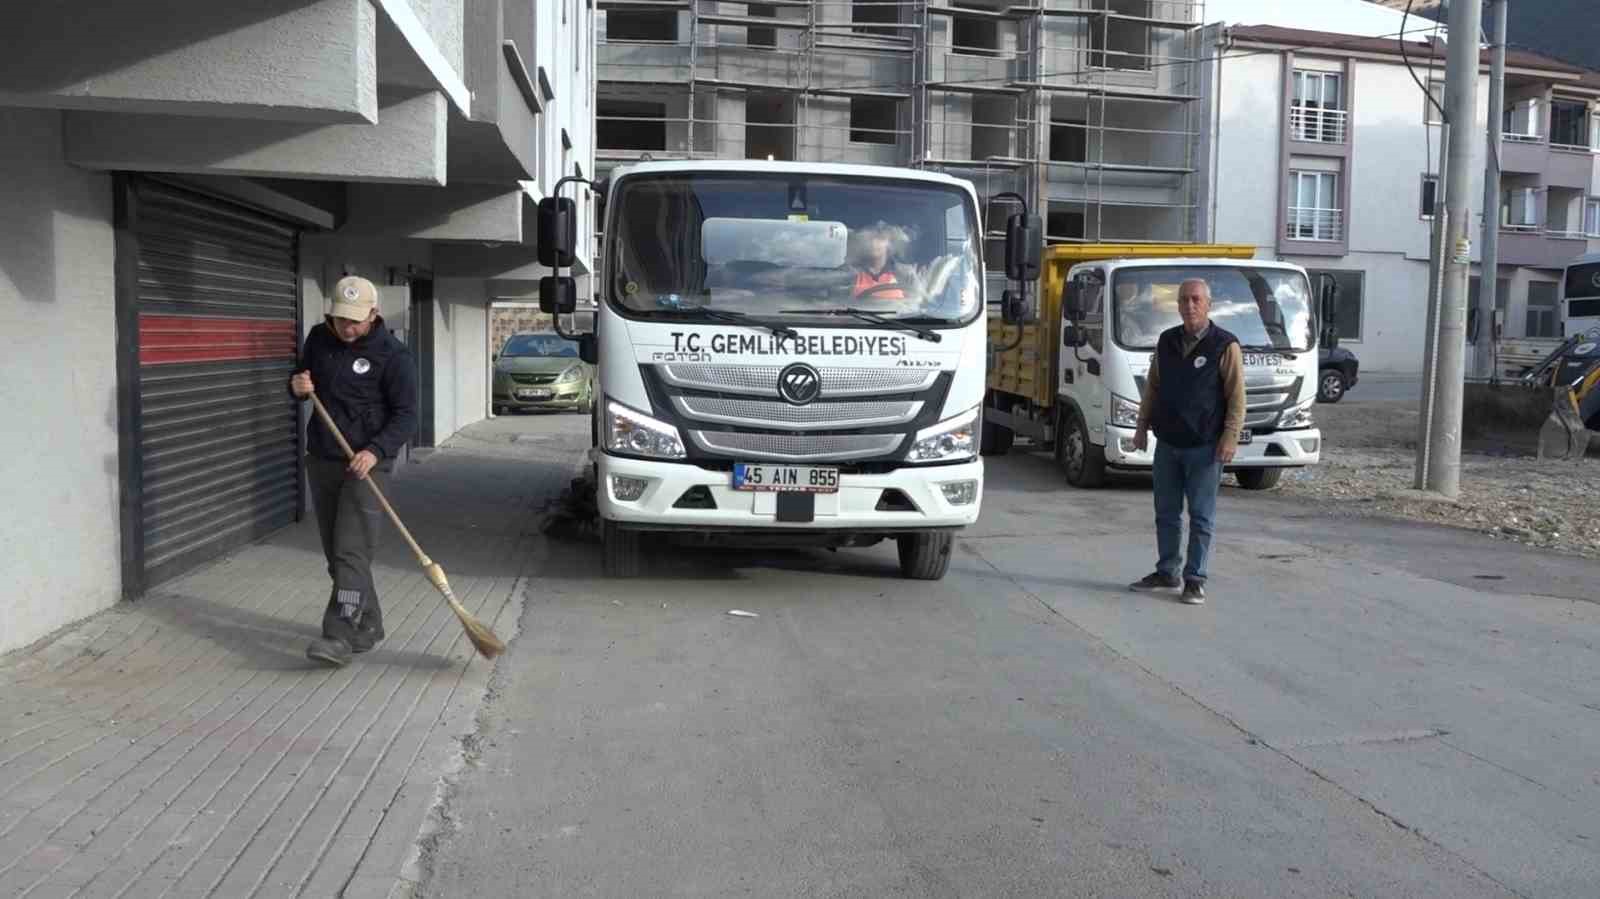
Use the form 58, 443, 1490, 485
1109, 392, 1141, 428
1279, 398, 1315, 429
606, 399, 686, 459
556, 365, 582, 384
906, 406, 978, 463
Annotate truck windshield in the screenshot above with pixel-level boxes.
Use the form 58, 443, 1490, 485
606, 173, 982, 324
1111, 266, 1315, 352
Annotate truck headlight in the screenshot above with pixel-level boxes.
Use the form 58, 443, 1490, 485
1109, 392, 1141, 428
1279, 398, 1315, 429
906, 407, 978, 463
606, 399, 686, 459
556, 365, 582, 384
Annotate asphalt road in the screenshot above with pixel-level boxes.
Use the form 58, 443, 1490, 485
420, 413, 1599, 899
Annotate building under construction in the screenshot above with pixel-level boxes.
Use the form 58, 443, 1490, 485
595, 0, 1206, 267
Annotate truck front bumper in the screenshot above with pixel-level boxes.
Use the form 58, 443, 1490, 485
1103, 425, 1322, 468
597, 453, 983, 531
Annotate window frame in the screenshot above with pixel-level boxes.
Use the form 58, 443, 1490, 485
1287, 169, 1341, 242
1305, 268, 1365, 343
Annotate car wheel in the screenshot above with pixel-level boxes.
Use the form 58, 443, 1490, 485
1318, 369, 1347, 403
1060, 408, 1107, 488
897, 532, 953, 580
1235, 468, 1283, 490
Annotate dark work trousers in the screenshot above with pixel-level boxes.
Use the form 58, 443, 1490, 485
306, 455, 386, 643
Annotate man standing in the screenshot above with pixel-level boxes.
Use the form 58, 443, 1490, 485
1128, 278, 1246, 605
289, 276, 418, 665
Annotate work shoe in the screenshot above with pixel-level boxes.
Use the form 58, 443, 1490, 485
1181, 581, 1206, 605
349, 620, 385, 654
306, 636, 354, 667
1129, 571, 1182, 592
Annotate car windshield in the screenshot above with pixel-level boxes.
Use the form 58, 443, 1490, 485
501, 334, 579, 358
1111, 265, 1316, 352
606, 173, 982, 323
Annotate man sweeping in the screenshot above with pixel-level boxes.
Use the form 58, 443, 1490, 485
289, 275, 418, 666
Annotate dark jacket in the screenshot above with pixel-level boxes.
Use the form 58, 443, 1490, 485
1148, 324, 1240, 448
290, 317, 418, 465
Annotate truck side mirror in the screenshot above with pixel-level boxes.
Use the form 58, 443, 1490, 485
1001, 288, 1031, 325
578, 334, 598, 365
540, 275, 578, 315
1317, 272, 1340, 350
1004, 213, 1041, 282
1062, 322, 1084, 348
1063, 282, 1085, 321
538, 196, 577, 269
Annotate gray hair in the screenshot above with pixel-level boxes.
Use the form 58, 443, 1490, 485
1178, 278, 1211, 300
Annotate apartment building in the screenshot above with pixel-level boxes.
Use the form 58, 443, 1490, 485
0, 0, 595, 653
594, 0, 1208, 284
1199, 24, 1600, 372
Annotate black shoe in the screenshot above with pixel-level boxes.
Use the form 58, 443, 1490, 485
1181, 581, 1206, 605
349, 621, 385, 654
307, 636, 353, 667
1129, 572, 1182, 592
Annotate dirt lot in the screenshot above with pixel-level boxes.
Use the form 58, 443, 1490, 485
1274, 384, 1600, 560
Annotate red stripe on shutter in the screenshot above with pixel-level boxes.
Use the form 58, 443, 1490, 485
139, 315, 298, 365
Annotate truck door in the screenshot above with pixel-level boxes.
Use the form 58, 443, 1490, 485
1062, 266, 1106, 439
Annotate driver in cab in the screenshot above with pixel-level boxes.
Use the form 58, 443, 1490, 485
849, 222, 912, 300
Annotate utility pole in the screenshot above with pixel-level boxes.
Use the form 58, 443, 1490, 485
1415, 0, 1481, 498
1476, 0, 1508, 380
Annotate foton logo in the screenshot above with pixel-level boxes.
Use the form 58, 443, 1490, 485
778, 362, 821, 405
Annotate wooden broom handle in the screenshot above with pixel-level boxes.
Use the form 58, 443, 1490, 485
307, 391, 430, 563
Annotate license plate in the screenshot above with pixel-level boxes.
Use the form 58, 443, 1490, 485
1243, 353, 1283, 368
1237, 429, 1253, 445
732, 463, 840, 493
516, 387, 551, 399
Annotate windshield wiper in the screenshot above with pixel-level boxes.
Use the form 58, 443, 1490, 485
778, 307, 941, 343
646, 306, 798, 340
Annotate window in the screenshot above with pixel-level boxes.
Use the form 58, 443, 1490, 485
1526, 281, 1559, 338
745, 94, 794, 160
598, 98, 667, 151
1050, 119, 1087, 162
1288, 170, 1341, 241
606, 9, 677, 41
1502, 187, 1540, 229
849, 97, 898, 144
1047, 207, 1085, 242
1591, 113, 1600, 150
951, 5, 999, 57
1089, 0, 1151, 71
747, 4, 777, 48
1420, 175, 1438, 218
1551, 100, 1589, 148
852, 0, 899, 37
1503, 98, 1539, 140
1587, 199, 1600, 237
1306, 269, 1364, 341
1291, 70, 1344, 142
1425, 81, 1444, 124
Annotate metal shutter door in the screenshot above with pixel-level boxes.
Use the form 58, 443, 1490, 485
129, 180, 302, 589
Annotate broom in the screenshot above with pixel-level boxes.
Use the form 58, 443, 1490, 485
308, 392, 505, 659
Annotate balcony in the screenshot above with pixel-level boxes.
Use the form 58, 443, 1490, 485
1288, 106, 1347, 145
1284, 207, 1344, 243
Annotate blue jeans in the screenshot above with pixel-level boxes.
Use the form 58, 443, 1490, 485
1152, 441, 1222, 585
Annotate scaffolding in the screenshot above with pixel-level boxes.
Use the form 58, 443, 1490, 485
594, 0, 1205, 247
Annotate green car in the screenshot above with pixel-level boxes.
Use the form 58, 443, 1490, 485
492, 332, 594, 414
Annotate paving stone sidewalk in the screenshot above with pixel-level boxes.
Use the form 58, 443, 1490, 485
0, 417, 583, 899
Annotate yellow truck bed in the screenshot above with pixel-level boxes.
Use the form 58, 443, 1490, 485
986, 243, 1258, 408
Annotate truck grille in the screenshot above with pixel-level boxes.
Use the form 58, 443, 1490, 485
660, 364, 938, 397
687, 431, 906, 461
673, 397, 922, 430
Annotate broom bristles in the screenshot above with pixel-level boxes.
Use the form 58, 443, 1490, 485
423, 562, 506, 659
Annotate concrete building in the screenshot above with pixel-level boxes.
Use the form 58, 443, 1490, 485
0, 0, 595, 654
1197, 24, 1600, 373
594, 0, 1209, 286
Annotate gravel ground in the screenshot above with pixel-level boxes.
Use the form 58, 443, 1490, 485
1274, 394, 1600, 559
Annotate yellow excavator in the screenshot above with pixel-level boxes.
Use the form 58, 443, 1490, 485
1522, 327, 1600, 459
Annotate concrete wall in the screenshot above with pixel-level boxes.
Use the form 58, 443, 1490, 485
431, 278, 489, 440
0, 109, 120, 654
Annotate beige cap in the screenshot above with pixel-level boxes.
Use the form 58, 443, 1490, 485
330, 275, 379, 321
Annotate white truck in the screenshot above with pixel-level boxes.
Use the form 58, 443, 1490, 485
535, 160, 994, 579
984, 244, 1339, 489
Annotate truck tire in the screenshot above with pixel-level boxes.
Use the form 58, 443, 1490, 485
897, 532, 953, 580
602, 519, 643, 577
1059, 408, 1107, 488
1234, 468, 1283, 491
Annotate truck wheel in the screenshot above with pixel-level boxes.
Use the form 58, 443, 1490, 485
1060, 409, 1107, 488
897, 532, 953, 580
602, 519, 643, 577
1318, 369, 1347, 403
1235, 468, 1283, 491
